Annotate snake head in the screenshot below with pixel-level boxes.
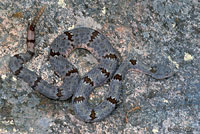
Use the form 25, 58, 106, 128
150, 64, 174, 80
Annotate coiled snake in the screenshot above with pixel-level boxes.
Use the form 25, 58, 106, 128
9, 7, 173, 122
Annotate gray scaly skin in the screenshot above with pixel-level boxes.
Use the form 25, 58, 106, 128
9, 7, 173, 122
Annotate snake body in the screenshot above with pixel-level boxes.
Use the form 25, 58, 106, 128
9, 7, 173, 122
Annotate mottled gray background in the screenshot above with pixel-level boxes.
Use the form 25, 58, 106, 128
0, 0, 199, 134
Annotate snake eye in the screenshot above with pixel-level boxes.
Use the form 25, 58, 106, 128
150, 68, 157, 73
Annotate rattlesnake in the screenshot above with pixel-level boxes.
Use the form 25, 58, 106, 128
9, 6, 173, 122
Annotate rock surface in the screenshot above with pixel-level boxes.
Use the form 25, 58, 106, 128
0, 0, 199, 133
